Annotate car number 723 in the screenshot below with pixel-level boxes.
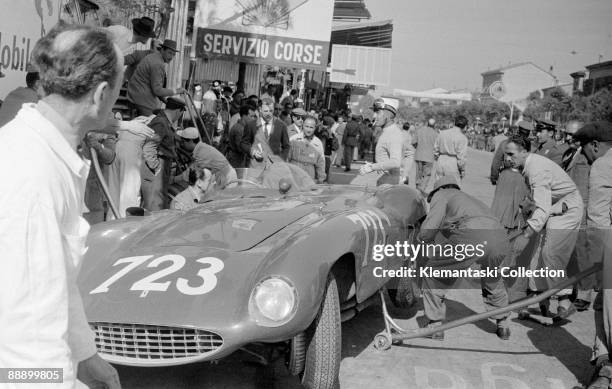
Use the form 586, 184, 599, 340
89, 255, 224, 296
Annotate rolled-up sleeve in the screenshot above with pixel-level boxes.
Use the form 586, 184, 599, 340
526, 167, 553, 232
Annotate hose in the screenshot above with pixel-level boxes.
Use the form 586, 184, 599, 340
389, 263, 602, 341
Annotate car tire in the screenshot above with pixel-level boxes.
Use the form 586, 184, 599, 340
301, 273, 341, 389
286, 332, 306, 376
387, 276, 417, 308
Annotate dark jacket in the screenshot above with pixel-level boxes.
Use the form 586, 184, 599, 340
343, 120, 361, 147
490, 138, 509, 184
418, 188, 510, 259
226, 117, 250, 168
240, 117, 290, 162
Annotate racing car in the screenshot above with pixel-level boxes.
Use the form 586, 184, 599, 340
78, 163, 426, 389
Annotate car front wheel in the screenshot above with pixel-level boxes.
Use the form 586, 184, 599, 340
299, 273, 341, 389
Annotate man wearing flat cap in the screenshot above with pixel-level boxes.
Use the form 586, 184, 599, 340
359, 97, 404, 185
127, 39, 187, 116
572, 121, 612, 389
141, 97, 186, 210
417, 176, 512, 341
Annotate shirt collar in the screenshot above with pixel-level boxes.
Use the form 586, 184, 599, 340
30, 101, 87, 177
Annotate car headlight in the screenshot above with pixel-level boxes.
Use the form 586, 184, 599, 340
249, 276, 297, 327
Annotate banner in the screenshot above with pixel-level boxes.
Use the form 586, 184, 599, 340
0, 0, 61, 100
194, 0, 334, 71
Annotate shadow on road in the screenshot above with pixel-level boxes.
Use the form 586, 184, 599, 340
515, 317, 593, 386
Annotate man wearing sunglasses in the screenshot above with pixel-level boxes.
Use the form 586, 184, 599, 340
287, 107, 307, 139
359, 97, 404, 185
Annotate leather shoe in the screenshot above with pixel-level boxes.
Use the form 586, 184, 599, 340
554, 304, 577, 322
496, 326, 511, 340
574, 298, 591, 311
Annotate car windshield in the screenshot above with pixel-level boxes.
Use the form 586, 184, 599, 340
201, 162, 317, 201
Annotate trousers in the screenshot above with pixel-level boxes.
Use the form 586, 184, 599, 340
141, 158, 171, 211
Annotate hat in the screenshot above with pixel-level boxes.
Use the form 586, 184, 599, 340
428, 176, 460, 203
176, 127, 199, 140
517, 120, 533, 132
428, 118, 436, 126
212, 80, 222, 90
372, 97, 399, 116
564, 120, 584, 135
160, 39, 179, 52
165, 96, 186, 110
132, 17, 156, 38
573, 121, 612, 144
291, 107, 307, 117
535, 118, 557, 131
323, 116, 335, 126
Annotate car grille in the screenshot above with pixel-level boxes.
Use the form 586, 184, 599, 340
90, 322, 223, 362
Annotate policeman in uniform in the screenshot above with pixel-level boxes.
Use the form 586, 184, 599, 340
573, 121, 612, 389
534, 119, 565, 165
359, 98, 403, 185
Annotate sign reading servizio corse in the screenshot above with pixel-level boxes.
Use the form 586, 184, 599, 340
193, 0, 334, 71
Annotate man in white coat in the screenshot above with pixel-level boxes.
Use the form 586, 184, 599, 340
0, 24, 122, 388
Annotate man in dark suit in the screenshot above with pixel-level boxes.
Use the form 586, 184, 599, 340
240, 97, 290, 167
342, 114, 362, 171
226, 103, 257, 168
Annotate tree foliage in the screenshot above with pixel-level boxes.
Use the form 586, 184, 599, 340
524, 87, 612, 123
398, 100, 510, 126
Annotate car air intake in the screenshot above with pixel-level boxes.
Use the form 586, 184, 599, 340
90, 322, 223, 365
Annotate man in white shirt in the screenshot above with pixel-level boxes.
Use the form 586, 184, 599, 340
505, 135, 583, 320
0, 24, 123, 389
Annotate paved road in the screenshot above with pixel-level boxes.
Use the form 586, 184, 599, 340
116, 149, 596, 388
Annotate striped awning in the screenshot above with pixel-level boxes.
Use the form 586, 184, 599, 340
331, 20, 393, 49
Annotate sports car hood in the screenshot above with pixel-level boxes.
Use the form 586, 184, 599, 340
112, 199, 317, 252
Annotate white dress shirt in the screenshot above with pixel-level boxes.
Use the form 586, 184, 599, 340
0, 102, 97, 388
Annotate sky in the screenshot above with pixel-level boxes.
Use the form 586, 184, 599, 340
363, 0, 612, 93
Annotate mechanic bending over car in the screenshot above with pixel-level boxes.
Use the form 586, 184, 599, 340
171, 166, 213, 211
417, 176, 512, 341
176, 127, 237, 189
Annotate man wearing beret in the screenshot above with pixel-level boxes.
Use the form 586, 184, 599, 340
572, 121, 612, 389
504, 134, 583, 319
359, 97, 404, 185
141, 97, 186, 210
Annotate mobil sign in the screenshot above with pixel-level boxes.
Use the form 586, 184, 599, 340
194, 0, 334, 71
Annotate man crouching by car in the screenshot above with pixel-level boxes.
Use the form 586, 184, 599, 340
417, 176, 512, 341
